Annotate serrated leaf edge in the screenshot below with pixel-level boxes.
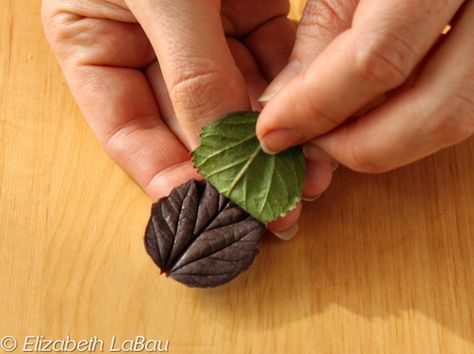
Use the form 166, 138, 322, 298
191, 113, 304, 224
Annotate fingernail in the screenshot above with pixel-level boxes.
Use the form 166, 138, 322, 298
260, 142, 278, 155
258, 93, 274, 103
272, 223, 299, 240
260, 129, 303, 154
302, 194, 321, 202
331, 162, 339, 172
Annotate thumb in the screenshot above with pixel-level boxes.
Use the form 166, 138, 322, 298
257, 0, 459, 153
257, 0, 356, 104
125, 0, 250, 149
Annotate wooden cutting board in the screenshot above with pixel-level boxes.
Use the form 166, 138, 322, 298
1, 1, 473, 353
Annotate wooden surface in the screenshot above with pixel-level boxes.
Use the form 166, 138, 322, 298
1, 1, 474, 353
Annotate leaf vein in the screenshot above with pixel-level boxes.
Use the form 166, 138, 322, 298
227, 145, 261, 195
197, 135, 256, 165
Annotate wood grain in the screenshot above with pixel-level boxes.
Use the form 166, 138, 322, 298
1, 1, 473, 353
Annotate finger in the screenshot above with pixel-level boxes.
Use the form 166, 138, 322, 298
42, 0, 155, 68
42, 6, 199, 199
243, 15, 296, 81
125, 0, 250, 148
225, 6, 335, 204
221, 0, 290, 38
215, 41, 334, 228
222, 0, 296, 81
226, 40, 334, 227
290, 0, 357, 61
302, 159, 333, 200
312, 0, 474, 173
226, 38, 269, 110
144, 61, 188, 146
258, 0, 357, 100
144, 36, 317, 235
223, 39, 317, 236
144, 36, 271, 146
257, 0, 465, 153
268, 203, 302, 239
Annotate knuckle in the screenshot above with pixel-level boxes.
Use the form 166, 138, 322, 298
41, 0, 61, 38
41, 0, 52, 27
42, 1, 135, 65
41, 1, 69, 38
40, 0, 61, 23
454, 80, 474, 137
427, 92, 474, 145
303, 104, 340, 134
293, 77, 341, 134
426, 114, 471, 146
301, 0, 354, 35
169, 66, 240, 122
348, 139, 388, 173
352, 29, 416, 87
41, 3, 83, 62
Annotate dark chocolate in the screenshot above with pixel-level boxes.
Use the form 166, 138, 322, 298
144, 179, 265, 288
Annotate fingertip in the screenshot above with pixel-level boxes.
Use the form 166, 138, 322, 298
258, 128, 304, 154
256, 116, 280, 153
267, 202, 302, 235
257, 93, 274, 104
259, 142, 278, 155
302, 159, 333, 200
302, 194, 321, 202
271, 223, 299, 240
146, 161, 201, 200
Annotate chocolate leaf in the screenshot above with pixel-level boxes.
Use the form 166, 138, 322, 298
191, 111, 305, 223
145, 179, 265, 288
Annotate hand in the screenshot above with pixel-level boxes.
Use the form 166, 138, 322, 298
256, 0, 474, 173
41, 0, 334, 238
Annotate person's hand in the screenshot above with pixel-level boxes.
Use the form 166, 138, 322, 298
41, 0, 334, 238
256, 0, 474, 173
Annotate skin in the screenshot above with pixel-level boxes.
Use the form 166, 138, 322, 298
256, 0, 474, 173
42, 0, 473, 236
41, 0, 333, 235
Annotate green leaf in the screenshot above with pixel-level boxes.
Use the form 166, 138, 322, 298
191, 111, 305, 223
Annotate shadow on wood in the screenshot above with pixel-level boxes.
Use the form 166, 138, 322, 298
194, 140, 474, 343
